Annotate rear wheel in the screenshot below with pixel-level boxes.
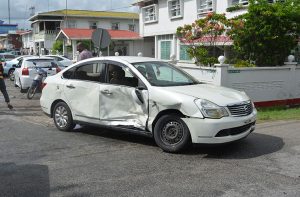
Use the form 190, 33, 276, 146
53, 102, 75, 131
27, 86, 38, 99
154, 114, 191, 153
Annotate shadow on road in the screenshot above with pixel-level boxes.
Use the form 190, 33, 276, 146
188, 132, 284, 159
74, 126, 284, 159
75, 125, 157, 147
0, 163, 50, 197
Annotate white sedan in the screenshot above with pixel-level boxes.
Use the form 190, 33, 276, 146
44, 55, 73, 67
14, 57, 62, 92
40, 56, 257, 153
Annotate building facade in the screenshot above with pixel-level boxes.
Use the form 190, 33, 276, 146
0, 20, 18, 34
134, 0, 287, 62
28, 9, 154, 58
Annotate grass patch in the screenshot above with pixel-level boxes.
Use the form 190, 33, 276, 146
257, 106, 300, 123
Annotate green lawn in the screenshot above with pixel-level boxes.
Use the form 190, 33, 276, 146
257, 106, 300, 123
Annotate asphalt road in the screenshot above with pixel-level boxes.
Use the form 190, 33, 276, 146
0, 79, 300, 197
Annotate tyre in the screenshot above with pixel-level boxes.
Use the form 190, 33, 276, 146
154, 114, 191, 153
27, 86, 37, 99
8, 69, 15, 81
53, 102, 75, 131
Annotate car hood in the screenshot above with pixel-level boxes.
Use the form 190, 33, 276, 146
160, 84, 250, 106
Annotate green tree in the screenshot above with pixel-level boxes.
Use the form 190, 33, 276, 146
228, 0, 300, 66
52, 40, 63, 54
176, 13, 230, 66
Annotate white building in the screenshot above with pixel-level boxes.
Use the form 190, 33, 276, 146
20, 30, 34, 54
134, 0, 282, 61
29, 9, 154, 58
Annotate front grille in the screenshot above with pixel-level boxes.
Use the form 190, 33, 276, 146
227, 101, 253, 117
215, 122, 256, 137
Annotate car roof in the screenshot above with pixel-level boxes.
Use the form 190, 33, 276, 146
0, 53, 15, 56
78, 56, 161, 64
23, 56, 54, 61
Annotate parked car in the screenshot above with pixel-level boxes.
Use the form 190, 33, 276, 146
14, 57, 62, 92
0, 53, 15, 65
44, 55, 73, 68
40, 56, 257, 153
9, 50, 21, 56
3, 55, 35, 79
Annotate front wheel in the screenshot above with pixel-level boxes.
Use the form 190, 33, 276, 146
154, 114, 191, 153
53, 102, 75, 132
27, 86, 38, 99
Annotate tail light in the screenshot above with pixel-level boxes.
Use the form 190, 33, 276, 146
41, 82, 47, 90
56, 67, 61, 73
22, 67, 29, 75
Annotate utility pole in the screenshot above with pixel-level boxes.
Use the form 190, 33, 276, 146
29, 6, 35, 17
8, 0, 11, 24
65, 0, 68, 28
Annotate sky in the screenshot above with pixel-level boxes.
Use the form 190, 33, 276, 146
0, 0, 138, 30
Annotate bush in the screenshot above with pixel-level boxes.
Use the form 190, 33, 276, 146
234, 60, 256, 68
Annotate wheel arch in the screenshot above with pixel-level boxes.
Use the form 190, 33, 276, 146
151, 109, 186, 132
50, 99, 68, 118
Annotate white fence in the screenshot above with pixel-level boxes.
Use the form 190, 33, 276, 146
179, 63, 300, 107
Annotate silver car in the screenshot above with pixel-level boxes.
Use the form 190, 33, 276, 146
40, 57, 257, 153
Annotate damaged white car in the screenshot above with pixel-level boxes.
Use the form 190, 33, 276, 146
40, 56, 257, 153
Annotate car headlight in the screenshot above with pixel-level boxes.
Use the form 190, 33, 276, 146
194, 99, 229, 119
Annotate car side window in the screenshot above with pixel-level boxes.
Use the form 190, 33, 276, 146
73, 62, 104, 82
107, 63, 139, 88
63, 67, 76, 79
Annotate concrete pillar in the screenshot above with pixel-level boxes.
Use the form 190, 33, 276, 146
63, 39, 67, 56
72, 40, 77, 61
172, 34, 177, 60
214, 64, 229, 86
154, 35, 158, 59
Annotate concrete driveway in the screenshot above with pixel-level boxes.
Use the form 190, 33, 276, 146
0, 79, 299, 197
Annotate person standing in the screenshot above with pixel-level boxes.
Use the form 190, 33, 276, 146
0, 62, 13, 110
77, 42, 93, 61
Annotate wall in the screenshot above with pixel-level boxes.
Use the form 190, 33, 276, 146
178, 63, 300, 106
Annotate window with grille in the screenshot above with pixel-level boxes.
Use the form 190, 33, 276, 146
111, 22, 120, 30
89, 22, 97, 29
67, 21, 76, 28
143, 4, 158, 23
180, 45, 192, 61
128, 24, 135, 32
160, 41, 171, 60
197, 0, 214, 17
168, 0, 182, 19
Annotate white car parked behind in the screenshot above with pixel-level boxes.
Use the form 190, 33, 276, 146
14, 57, 61, 92
40, 56, 257, 153
44, 55, 73, 68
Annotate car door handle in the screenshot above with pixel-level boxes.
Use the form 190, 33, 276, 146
66, 84, 75, 89
101, 89, 112, 95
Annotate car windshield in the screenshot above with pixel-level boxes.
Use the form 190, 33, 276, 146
25, 59, 59, 68
132, 61, 199, 87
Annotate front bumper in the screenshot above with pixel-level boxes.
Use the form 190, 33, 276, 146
182, 110, 257, 144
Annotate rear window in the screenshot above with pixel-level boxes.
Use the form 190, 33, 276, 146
25, 59, 58, 68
